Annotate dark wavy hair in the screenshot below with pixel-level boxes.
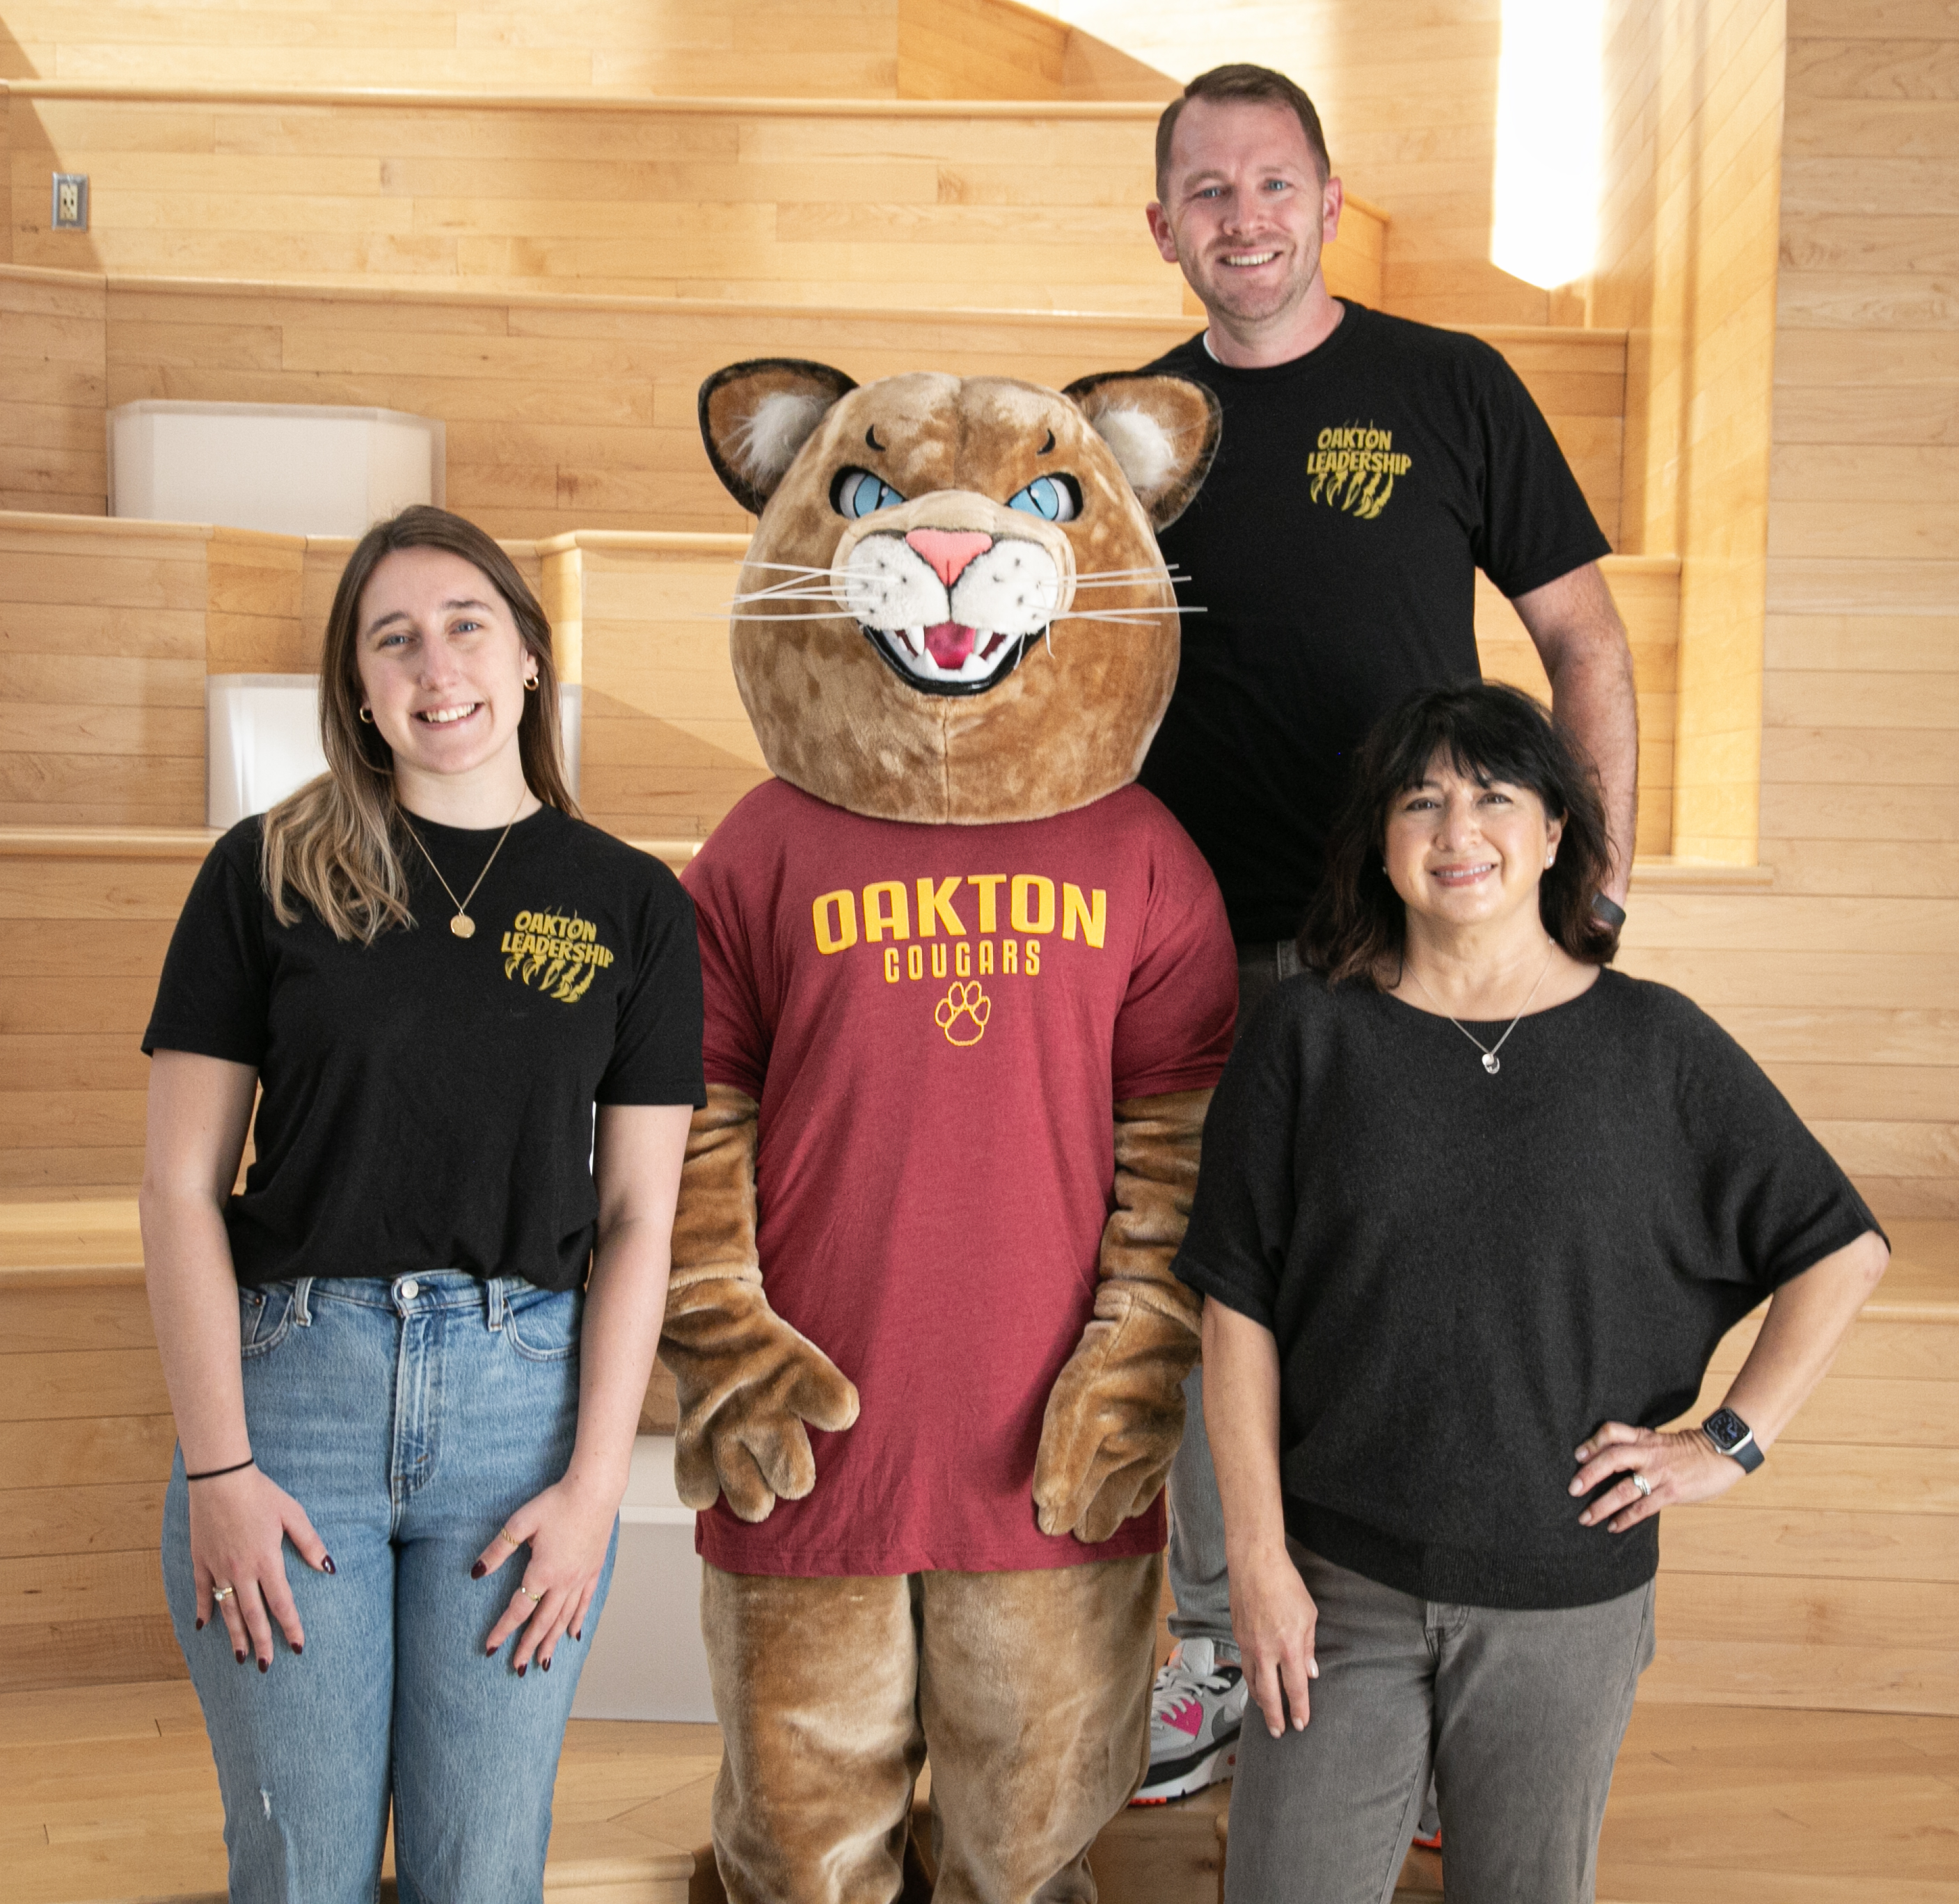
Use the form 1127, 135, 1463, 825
1301, 682, 1620, 987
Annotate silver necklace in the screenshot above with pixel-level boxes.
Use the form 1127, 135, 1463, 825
1404, 942, 1557, 1076
400, 789, 527, 939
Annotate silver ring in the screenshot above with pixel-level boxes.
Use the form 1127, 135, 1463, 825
1631, 1472, 1652, 1498
212, 1585, 236, 1603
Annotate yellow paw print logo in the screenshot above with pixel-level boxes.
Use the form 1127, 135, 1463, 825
935, 980, 991, 1047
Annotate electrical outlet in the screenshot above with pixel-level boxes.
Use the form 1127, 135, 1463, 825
51, 173, 88, 232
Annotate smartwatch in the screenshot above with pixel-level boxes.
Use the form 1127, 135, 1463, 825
1702, 1406, 1764, 1473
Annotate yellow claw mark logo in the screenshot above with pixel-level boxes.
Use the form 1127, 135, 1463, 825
501, 907, 615, 1006
935, 980, 991, 1047
1307, 423, 1412, 521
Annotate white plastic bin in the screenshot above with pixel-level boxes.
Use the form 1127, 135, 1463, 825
109, 401, 443, 538
573, 1434, 715, 1722
205, 676, 582, 829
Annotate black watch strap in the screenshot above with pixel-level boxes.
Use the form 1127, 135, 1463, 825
1592, 892, 1627, 930
1702, 1406, 1764, 1473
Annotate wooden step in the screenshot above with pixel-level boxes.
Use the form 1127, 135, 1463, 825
3, 83, 1386, 315
1, 0, 1177, 106
0, 253, 1633, 555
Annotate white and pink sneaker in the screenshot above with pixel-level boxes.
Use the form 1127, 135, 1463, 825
1132, 1638, 1247, 1804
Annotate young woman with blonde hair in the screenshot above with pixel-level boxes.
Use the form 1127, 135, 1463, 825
140, 506, 701, 1902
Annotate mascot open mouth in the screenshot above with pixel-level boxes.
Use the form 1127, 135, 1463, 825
839, 529, 1060, 699
863, 620, 1036, 695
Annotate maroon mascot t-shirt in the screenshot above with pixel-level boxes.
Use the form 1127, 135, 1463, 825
683, 777, 1237, 1576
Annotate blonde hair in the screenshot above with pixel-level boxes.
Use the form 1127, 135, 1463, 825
261, 506, 579, 943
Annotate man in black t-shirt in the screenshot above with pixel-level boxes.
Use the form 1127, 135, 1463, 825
1127, 64, 1640, 1807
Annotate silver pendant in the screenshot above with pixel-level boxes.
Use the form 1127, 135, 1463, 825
1482, 1052, 1500, 1074
450, 914, 476, 939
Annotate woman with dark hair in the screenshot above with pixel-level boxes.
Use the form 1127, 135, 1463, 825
1177, 683, 1887, 1903
139, 507, 703, 1901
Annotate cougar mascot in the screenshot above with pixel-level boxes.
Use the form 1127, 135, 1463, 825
660, 359, 1235, 1903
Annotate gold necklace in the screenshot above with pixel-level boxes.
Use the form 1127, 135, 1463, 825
401, 789, 528, 939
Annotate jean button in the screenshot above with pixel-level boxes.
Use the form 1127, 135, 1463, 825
399, 1278, 420, 1301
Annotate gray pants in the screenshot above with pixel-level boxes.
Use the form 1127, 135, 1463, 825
1225, 1546, 1655, 1904
1166, 938, 1299, 1645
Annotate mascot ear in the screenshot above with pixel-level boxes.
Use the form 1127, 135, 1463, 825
1063, 372, 1222, 530
699, 358, 858, 515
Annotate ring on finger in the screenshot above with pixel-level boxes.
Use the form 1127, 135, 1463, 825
212, 1584, 237, 1603
519, 1583, 544, 1604
1631, 1472, 1652, 1498
497, 1527, 522, 1549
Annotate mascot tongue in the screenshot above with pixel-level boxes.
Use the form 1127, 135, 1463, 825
924, 621, 977, 669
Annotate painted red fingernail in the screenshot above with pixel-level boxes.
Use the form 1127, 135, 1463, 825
541, 1656, 552, 1672
292, 1642, 303, 1656
470, 1561, 487, 1580
486, 1645, 497, 1658
573, 1629, 582, 1642
196, 1618, 205, 1631
322, 1556, 336, 1576
257, 1657, 269, 1674
517, 1663, 528, 1678
235, 1649, 247, 1665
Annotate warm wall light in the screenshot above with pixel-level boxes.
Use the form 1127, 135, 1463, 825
1491, 0, 1603, 291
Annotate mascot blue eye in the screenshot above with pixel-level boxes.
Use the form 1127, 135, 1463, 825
1006, 475, 1080, 523
832, 468, 906, 518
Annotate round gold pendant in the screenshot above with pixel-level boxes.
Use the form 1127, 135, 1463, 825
450, 914, 476, 939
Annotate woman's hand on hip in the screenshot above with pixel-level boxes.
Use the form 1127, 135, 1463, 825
188, 1466, 333, 1671
1571, 1421, 1745, 1532
1230, 1541, 1320, 1738
474, 1476, 619, 1674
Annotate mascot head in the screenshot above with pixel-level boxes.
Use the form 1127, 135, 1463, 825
699, 361, 1220, 825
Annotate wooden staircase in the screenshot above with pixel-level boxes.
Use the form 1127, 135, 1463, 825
0, 1, 1953, 1897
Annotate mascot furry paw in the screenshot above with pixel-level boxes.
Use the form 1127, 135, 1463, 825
662, 360, 1236, 1904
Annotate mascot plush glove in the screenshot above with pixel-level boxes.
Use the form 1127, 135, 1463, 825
1032, 1088, 1209, 1544
657, 1081, 860, 1521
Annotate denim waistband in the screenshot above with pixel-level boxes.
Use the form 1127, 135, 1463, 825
251, 1272, 558, 1328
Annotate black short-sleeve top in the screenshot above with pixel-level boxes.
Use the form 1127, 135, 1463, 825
1173, 969, 1880, 1610
143, 807, 706, 1292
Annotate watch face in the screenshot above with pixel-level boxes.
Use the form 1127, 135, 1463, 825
1704, 1406, 1749, 1450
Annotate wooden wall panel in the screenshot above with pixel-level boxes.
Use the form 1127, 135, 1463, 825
0, 0, 1172, 104
1595, 0, 1787, 867
1037, 0, 1567, 326
1717, 0, 1959, 1221
0, 264, 105, 515
1645, 1225, 1959, 1714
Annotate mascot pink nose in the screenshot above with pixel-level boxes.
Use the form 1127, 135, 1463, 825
905, 529, 993, 589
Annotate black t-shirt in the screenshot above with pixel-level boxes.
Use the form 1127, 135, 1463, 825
144, 807, 706, 1292
1174, 969, 1879, 1610
1139, 304, 1612, 943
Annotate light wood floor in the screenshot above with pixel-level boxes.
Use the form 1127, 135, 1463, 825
3, 1681, 1952, 1903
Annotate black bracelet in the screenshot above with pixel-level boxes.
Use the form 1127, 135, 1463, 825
1592, 892, 1628, 930
185, 1456, 255, 1482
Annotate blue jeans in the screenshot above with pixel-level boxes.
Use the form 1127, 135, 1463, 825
161, 1273, 618, 1904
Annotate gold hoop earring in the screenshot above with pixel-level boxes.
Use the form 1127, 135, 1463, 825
523, 675, 540, 692
359, 706, 374, 724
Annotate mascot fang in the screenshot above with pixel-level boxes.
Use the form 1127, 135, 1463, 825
661, 360, 1237, 1903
